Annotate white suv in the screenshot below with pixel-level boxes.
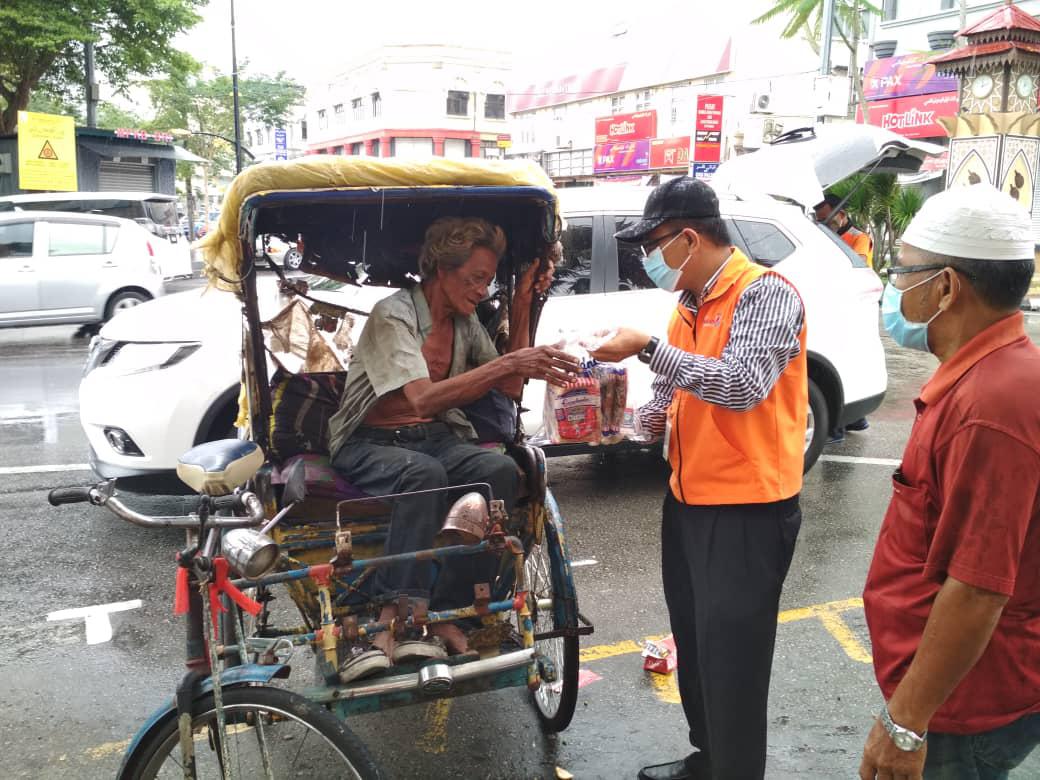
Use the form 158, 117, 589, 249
80, 126, 937, 486
521, 184, 886, 469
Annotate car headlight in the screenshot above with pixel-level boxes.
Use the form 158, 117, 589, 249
83, 336, 120, 376
98, 342, 203, 376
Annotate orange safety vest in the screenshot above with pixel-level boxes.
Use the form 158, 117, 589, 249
842, 226, 874, 269
665, 250, 807, 505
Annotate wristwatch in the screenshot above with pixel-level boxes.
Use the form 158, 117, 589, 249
637, 337, 660, 365
880, 705, 927, 752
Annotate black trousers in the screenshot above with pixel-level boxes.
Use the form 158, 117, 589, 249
661, 491, 802, 780
331, 429, 518, 609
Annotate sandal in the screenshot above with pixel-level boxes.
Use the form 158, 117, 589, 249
338, 648, 390, 684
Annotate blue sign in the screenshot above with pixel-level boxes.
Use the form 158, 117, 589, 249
691, 162, 718, 180
274, 128, 287, 161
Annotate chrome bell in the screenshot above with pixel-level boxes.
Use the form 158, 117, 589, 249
221, 528, 280, 578
435, 492, 491, 545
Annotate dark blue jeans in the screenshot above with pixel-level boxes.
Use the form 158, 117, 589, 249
331, 428, 517, 610
925, 713, 1040, 779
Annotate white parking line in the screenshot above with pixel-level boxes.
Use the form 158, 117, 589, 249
571, 559, 599, 568
47, 599, 143, 645
0, 463, 91, 475
820, 454, 901, 467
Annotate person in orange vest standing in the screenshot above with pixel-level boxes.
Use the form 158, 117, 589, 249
815, 192, 875, 269
591, 177, 807, 780
815, 192, 873, 439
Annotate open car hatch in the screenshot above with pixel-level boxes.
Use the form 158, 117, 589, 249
711, 124, 945, 209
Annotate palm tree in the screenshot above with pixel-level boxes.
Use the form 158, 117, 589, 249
828, 174, 925, 271
753, 0, 881, 121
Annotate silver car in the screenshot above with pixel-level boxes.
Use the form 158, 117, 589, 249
0, 211, 165, 328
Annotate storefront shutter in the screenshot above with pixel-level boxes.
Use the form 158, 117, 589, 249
98, 161, 156, 192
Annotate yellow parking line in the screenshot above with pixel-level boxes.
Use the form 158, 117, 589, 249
417, 698, 452, 754
580, 598, 871, 670
85, 738, 131, 760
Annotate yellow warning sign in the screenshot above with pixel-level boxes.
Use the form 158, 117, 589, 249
18, 111, 77, 191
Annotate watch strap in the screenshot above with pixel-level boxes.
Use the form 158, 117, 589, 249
880, 706, 927, 751
637, 336, 660, 365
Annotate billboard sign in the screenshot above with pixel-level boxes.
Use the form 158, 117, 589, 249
862, 53, 959, 100
650, 136, 691, 169
693, 95, 724, 165
594, 139, 651, 174
595, 110, 657, 144
17, 111, 78, 192
856, 91, 958, 139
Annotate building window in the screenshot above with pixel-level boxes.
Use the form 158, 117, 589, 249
939, 0, 954, 8
300, 120, 308, 140
350, 142, 363, 155
882, 0, 897, 21
636, 89, 652, 110
611, 95, 624, 114
246, 131, 253, 146
485, 93, 506, 119
334, 104, 345, 125
371, 139, 381, 156
447, 90, 469, 116
371, 92, 381, 118
256, 129, 264, 146
351, 98, 363, 120
318, 109, 328, 130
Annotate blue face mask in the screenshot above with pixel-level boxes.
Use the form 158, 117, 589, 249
881, 270, 944, 353
643, 234, 690, 292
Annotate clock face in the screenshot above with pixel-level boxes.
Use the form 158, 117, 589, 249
1016, 73, 1035, 99
972, 74, 995, 99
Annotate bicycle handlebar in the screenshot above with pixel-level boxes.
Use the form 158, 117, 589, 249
48, 481, 266, 529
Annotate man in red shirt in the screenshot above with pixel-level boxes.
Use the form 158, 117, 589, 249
860, 184, 1040, 779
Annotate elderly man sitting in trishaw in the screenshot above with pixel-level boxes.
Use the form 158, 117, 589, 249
328, 216, 576, 682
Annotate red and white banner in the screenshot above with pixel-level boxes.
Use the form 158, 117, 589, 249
856, 91, 958, 140
650, 137, 691, 169
693, 95, 724, 164
595, 110, 657, 144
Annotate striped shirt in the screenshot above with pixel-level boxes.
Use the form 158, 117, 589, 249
638, 259, 804, 436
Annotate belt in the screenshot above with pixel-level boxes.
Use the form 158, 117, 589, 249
354, 421, 451, 443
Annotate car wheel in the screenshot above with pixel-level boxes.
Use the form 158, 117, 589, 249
804, 378, 829, 473
283, 248, 303, 270
105, 290, 151, 321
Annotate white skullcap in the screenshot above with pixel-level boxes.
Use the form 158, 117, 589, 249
901, 183, 1035, 261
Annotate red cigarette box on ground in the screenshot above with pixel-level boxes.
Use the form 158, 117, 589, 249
642, 635, 677, 674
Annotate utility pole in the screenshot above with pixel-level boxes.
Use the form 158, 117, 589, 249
819, 0, 836, 76
230, 0, 244, 174
84, 41, 99, 128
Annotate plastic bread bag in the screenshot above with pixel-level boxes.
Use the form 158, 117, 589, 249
590, 362, 628, 444
543, 370, 602, 445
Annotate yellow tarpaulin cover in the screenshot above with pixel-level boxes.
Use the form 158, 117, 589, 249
197, 156, 558, 286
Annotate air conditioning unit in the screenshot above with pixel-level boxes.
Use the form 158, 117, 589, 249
751, 91, 773, 114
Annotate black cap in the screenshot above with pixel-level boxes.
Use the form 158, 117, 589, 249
614, 177, 720, 243
819, 192, 844, 210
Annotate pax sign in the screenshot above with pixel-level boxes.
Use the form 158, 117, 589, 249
595, 111, 657, 144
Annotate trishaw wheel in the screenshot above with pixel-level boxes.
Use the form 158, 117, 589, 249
525, 514, 579, 733
118, 686, 382, 780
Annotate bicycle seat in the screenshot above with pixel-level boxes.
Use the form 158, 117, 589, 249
177, 440, 265, 496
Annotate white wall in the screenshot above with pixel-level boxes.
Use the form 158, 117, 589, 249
873, 0, 1040, 55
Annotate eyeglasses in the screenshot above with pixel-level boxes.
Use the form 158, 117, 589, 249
888, 263, 976, 281
640, 229, 684, 258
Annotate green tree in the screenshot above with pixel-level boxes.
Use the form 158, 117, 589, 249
753, 0, 881, 121
0, 0, 203, 133
828, 173, 926, 271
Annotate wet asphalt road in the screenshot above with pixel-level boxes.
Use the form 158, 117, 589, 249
2, 302, 1040, 779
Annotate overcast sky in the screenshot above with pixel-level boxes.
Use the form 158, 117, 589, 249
176, 0, 754, 86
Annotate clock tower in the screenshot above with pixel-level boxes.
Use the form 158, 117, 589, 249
932, 0, 1040, 211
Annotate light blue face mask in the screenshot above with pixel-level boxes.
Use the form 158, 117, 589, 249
643, 233, 690, 292
881, 270, 945, 353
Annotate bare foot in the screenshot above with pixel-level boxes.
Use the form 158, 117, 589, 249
429, 622, 469, 655
371, 605, 397, 658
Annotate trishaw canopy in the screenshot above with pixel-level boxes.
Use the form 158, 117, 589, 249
197, 156, 559, 287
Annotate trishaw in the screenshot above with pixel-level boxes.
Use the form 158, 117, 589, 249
49, 157, 593, 779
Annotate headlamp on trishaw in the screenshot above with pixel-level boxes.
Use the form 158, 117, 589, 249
222, 528, 280, 578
